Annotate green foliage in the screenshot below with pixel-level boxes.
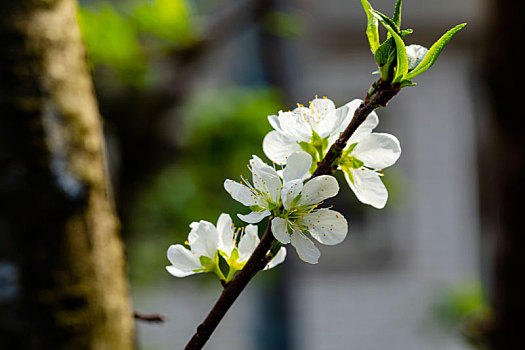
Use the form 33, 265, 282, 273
432, 281, 491, 349
127, 87, 283, 285
360, 0, 380, 53
78, 0, 196, 85
78, 3, 146, 79
405, 23, 467, 80
360, 0, 466, 87
132, 0, 194, 43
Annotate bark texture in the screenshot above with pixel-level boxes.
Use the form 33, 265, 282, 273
0, 0, 134, 348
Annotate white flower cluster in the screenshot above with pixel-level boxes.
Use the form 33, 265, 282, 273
263, 97, 401, 209
167, 95, 401, 279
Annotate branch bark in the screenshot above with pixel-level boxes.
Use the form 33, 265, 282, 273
184, 80, 402, 350
0, 0, 134, 348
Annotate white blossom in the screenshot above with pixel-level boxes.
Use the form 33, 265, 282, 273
261, 96, 401, 209
263, 97, 361, 165
339, 104, 401, 209
225, 151, 348, 264
166, 213, 286, 280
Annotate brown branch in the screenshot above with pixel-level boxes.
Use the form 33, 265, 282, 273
133, 312, 166, 323
185, 217, 276, 349
184, 80, 403, 350
312, 80, 401, 177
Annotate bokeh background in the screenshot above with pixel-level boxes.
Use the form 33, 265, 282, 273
74, 0, 498, 348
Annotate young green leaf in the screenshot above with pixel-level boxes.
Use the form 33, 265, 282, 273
372, 10, 402, 36
361, 0, 380, 53
360, 0, 380, 53
393, 0, 402, 29
406, 23, 467, 79
372, 10, 408, 82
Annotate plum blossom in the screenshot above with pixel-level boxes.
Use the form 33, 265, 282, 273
262, 96, 361, 165
225, 151, 348, 264
262, 96, 401, 209
338, 108, 401, 209
166, 213, 286, 281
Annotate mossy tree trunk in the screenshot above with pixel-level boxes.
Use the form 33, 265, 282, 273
0, 0, 134, 348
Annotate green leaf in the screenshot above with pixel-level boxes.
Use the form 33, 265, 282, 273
406, 23, 467, 80
393, 0, 402, 29
360, 0, 380, 53
372, 11, 408, 82
372, 10, 402, 36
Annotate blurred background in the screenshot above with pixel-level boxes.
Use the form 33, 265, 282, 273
26, 0, 512, 348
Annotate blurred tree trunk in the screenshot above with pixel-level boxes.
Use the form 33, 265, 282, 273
0, 0, 134, 349
481, 0, 525, 348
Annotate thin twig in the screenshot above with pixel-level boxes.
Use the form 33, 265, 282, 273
184, 81, 402, 350
133, 311, 166, 323
185, 217, 276, 349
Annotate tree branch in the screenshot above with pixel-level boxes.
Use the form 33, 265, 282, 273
133, 311, 166, 323
185, 217, 276, 350
184, 80, 402, 350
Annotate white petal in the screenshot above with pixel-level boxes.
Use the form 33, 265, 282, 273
297, 175, 339, 206
348, 111, 379, 144
333, 99, 362, 134
237, 210, 270, 224
238, 225, 260, 262
250, 155, 281, 203
279, 111, 312, 142
268, 114, 282, 132
265, 247, 287, 270
309, 97, 336, 137
281, 179, 303, 210
283, 151, 312, 183
271, 217, 291, 244
344, 167, 388, 209
290, 230, 320, 264
303, 209, 348, 245
166, 245, 202, 277
263, 131, 302, 165
224, 180, 258, 206
352, 133, 401, 169
217, 213, 235, 256
187, 220, 219, 258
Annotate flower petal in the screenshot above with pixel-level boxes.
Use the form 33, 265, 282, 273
352, 132, 401, 169
250, 155, 281, 203
281, 179, 304, 210
268, 114, 282, 133
263, 130, 302, 165
332, 99, 362, 134
237, 210, 270, 224
265, 247, 287, 270
166, 244, 202, 277
271, 217, 291, 244
279, 111, 312, 142
238, 224, 260, 262
290, 230, 320, 264
344, 167, 388, 209
297, 175, 339, 206
224, 179, 258, 206
217, 213, 235, 256
283, 151, 312, 183
309, 97, 336, 137
348, 111, 379, 144
188, 220, 219, 258
303, 209, 348, 245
